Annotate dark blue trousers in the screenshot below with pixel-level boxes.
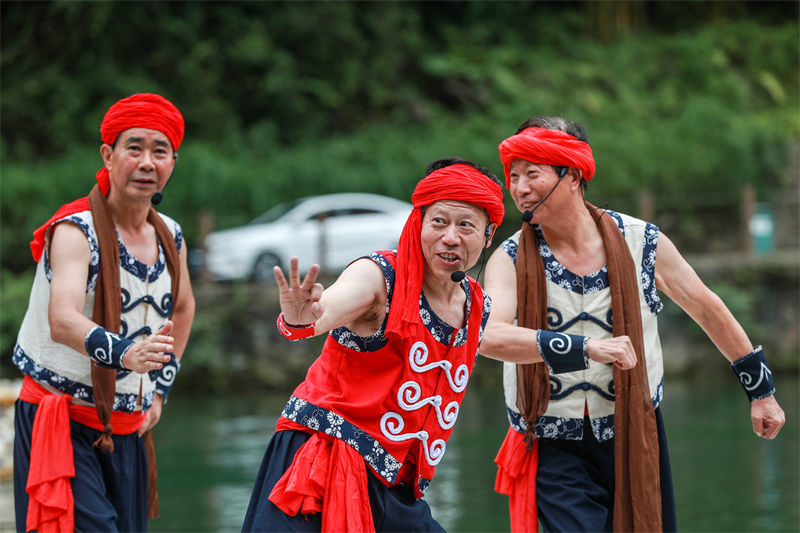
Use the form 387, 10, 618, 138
536, 408, 677, 532
242, 430, 445, 532
14, 399, 149, 533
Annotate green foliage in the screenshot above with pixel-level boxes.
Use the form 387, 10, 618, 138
2, 2, 798, 374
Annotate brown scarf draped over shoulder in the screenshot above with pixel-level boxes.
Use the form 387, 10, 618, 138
514, 201, 662, 532
88, 184, 181, 519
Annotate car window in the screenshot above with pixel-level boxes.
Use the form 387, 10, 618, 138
305, 208, 384, 221
249, 199, 303, 225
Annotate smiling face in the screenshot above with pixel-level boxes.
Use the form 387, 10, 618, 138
508, 158, 565, 224
101, 127, 175, 204
420, 199, 490, 283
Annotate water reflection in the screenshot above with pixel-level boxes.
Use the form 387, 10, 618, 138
0, 372, 796, 532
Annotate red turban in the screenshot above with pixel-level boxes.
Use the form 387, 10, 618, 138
498, 127, 595, 188
30, 93, 184, 261
386, 164, 504, 339
95, 93, 185, 194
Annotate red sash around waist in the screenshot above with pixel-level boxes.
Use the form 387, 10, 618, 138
19, 375, 147, 532
269, 417, 374, 532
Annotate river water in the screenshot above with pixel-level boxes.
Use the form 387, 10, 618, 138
1, 371, 797, 532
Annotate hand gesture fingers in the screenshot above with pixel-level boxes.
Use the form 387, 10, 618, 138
277, 256, 324, 325
122, 325, 174, 373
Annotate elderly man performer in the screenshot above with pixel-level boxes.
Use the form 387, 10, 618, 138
12, 93, 195, 532
480, 116, 786, 532
241, 158, 504, 532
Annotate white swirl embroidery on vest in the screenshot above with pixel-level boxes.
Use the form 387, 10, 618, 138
408, 341, 468, 393
380, 412, 447, 466
397, 381, 459, 430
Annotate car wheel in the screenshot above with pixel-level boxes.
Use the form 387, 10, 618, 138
251, 252, 282, 283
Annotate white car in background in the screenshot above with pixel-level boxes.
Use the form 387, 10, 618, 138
203, 193, 413, 282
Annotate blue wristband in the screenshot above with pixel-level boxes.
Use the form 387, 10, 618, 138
149, 352, 181, 402
537, 330, 589, 374
85, 326, 134, 371
731, 346, 775, 401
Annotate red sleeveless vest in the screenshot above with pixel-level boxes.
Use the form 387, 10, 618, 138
279, 251, 489, 498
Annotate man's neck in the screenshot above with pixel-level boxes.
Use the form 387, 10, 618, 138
107, 195, 152, 233
422, 275, 467, 328
539, 201, 606, 276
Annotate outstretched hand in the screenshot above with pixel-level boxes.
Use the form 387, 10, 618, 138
274, 257, 325, 326
122, 321, 174, 374
586, 335, 637, 370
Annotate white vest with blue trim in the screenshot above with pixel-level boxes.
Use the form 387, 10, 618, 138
501, 211, 664, 441
13, 209, 182, 413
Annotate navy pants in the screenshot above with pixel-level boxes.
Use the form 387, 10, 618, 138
13, 399, 149, 533
242, 430, 445, 532
535, 408, 677, 532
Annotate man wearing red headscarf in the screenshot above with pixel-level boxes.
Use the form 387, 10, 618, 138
480, 116, 785, 532
242, 158, 504, 532
12, 93, 195, 532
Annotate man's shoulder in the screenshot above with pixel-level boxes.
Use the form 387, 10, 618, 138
613, 210, 650, 228
154, 211, 181, 236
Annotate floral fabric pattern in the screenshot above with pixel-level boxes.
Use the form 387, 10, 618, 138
282, 395, 404, 485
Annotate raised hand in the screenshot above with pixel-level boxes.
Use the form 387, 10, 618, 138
121, 321, 174, 374
586, 335, 637, 370
274, 257, 325, 326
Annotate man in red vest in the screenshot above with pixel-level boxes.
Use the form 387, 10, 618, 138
13, 93, 196, 532
242, 158, 504, 532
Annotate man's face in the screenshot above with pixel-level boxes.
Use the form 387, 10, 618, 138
101, 127, 175, 204
508, 158, 562, 223
420, 200, 490, 282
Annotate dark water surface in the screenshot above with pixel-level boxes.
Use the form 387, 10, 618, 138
0, 372, 796, 532
144, 371, 798, 533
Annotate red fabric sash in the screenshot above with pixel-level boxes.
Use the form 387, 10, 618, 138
494, 427, 539, 533
268, 423, 374, 533
19, 376, 146, 532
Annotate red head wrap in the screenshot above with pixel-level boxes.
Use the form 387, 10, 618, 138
30, 93, 184, 261
498, 127, 595, 188
95, 93, 185, 194
385, 164, 504, 339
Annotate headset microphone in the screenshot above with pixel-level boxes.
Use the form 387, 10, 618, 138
521, 166, 568, 224
450, 270, 466, 283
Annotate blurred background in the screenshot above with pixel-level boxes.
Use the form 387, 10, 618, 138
1, 1, 797, 532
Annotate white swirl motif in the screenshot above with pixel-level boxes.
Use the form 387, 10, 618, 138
408, 341, 468, 393
548, 333, 572, 355
424, 438, 446, 466
93, 330, 116, 365
398, 381, 426, 410
380, 412, 416, 442
379, 412, 446, 466
396, 381, 459, 430
739, 362, 773, 391
158, 365, 177, 386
